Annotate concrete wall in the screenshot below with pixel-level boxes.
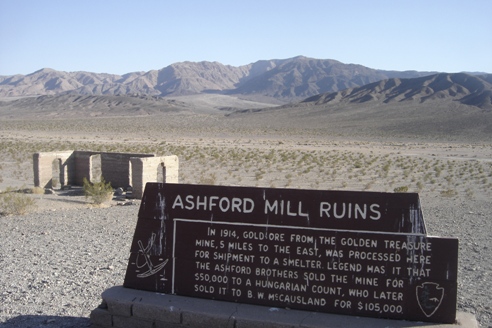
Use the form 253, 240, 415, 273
71, 151, 99, 186
33, 151, 175, 198
33, 151, 75, 189
130, 155, 179, 199
71, 151, 155, 188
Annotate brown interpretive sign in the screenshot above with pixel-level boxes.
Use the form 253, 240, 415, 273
124, 183, 458, 323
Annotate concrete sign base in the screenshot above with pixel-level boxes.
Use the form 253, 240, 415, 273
90, 286, 477, 328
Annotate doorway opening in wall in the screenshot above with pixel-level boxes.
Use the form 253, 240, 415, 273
51, 158, 63, 189
128, 161, 133, 190
157, 162, 166, 183
90, 154, 102, 183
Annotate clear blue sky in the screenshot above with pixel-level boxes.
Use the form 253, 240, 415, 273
1, 0, 491, 76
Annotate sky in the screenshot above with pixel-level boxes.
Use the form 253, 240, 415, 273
0, 0, 491, 76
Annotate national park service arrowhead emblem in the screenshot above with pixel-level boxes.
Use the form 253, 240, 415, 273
416, 282, 444, 317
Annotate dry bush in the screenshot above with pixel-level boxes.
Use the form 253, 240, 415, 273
393, 185, 409, 193
199, 173, 217, 185
0, 188, 37, 216
83, 177, 113, 205
440, 188, 458, 197
31, 186, 45, 194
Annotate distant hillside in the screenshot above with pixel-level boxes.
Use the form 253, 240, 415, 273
0, 94, 187, 118
0, 56, 437, 102
226, 73, 492, 141
0, 68, 121, 96
0, 93, 280, 118
302, 73, 492, 109
2, 73, 491, 141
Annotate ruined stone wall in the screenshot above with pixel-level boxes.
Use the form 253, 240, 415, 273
33, 151, 177, 198
71, 151, 99, 186
71, 151, 155, 188
101, 152, 155, 188
34, 151, 157, 190
130, 155, 179, 199
33, 151, 75, 189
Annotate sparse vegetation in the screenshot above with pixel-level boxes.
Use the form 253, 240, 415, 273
0, 117, 491, 202
31, 186, 45, 194
199, 172, 217, 185
393, 185, 409, 193
440, 188, 458, 198
0, 187, 37, 216
83, 177, 113, 205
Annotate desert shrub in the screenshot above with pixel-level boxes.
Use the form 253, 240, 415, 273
31, 186, 45, 194
255, 171, 264, 181
393, 185, 409, 193
199, 173, 217, 185
83, 177, 113, 204
0, 188, 37, 215
440, 189, 458, 197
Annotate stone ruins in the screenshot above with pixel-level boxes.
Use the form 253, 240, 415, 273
33, 151, 178, 199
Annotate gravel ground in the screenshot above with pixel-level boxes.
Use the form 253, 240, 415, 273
421, 197, 491, 327
0, 204, 139, 327
0, 196, 490, 327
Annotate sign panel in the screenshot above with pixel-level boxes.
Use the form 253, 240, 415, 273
124, 183, 457, 323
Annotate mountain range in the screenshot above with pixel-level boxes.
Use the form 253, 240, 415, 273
302, 73, 492, 109
0, 56, 438, 102
1, 56, 491, 130
1, 56, 491, 140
